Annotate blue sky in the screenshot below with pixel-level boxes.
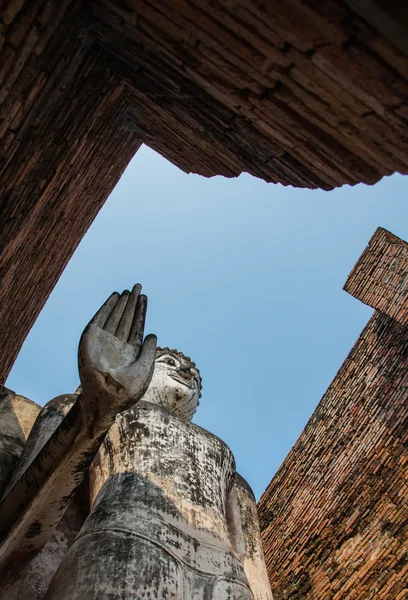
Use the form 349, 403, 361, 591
7, 146, 408, 499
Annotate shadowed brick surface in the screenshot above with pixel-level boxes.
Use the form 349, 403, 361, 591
91, 0, 408, 189
1, 1, 408, 383
0, 1, 142, 386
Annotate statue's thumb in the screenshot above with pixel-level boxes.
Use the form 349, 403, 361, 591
139, 334, 157, 367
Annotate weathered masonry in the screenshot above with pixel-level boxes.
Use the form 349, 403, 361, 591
1, 1, 408, 386
258, 227, 408, 599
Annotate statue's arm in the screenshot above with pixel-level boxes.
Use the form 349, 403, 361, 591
0, 392, 97, 568
0, 388, 40, 499
226, 473, 274, 600
1, 393, 78, 499
0, 285, 156, 569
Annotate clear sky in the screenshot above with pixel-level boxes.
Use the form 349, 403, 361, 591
7, 145, 408, 499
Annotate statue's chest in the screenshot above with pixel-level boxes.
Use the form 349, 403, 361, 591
91, 403, 236, 516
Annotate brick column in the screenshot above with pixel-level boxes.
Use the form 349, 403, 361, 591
344, 227, 408, 324
0, 1, 141, 386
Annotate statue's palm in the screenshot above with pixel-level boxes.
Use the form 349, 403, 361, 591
78, 284, 156, 428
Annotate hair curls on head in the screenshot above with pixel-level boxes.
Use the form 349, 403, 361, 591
155, 347, 203, 399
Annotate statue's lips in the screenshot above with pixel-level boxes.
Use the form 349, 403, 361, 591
169, 373, 193, 389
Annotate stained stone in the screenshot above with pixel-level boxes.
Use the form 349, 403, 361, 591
0, 287, 272, 599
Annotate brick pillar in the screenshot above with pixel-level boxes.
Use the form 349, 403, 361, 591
344, 227, 408, 324
0, 1, 141, 386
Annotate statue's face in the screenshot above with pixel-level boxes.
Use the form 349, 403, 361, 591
142, 351, 201, 421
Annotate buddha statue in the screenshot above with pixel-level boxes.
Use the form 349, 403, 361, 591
0, 285, 272, 599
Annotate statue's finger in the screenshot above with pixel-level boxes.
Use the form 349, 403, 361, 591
138, 333, 157, 370
104, 291, 129, 335
128, 294, 147, 350
90, 292, 120, 327
116, 284, 141, 341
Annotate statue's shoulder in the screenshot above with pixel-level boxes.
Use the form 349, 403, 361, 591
0, 387, 41, 441
189, 420, 236, 467
0, 388, 42, 497
31, 393, 79, 431
233, 472, 256, 500
44, 393, 78, 414
116, 400, 167, 424
113, 402, 236, 466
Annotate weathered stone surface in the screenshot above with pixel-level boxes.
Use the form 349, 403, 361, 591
0, 289, 155, 568
258, 228, 408, 599
232, 475, 273, 600
0, 290, 272, 599
0, 490, 88, 600
46, 348, 271, 598
0, 390, 40, 498
0, 390, 89, 600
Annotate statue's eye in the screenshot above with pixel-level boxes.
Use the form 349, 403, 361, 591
165, 357, 176, 366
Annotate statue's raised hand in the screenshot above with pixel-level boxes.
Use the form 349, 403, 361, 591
78, 284, 157, 431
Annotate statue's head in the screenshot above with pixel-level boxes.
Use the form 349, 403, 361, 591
142, 347, 202, 421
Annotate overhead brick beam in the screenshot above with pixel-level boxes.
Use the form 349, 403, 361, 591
344, 0, 408, 57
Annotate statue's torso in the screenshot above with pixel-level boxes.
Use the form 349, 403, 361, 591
84, 402, 239, 573
43, 402, 255, 599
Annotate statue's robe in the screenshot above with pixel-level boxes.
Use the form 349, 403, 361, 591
0, 390, 89, 600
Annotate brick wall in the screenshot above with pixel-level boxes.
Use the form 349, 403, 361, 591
258, 228, 408, 599
2, 1, 408, 389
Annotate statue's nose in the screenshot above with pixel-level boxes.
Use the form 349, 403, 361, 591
177, 366, 193, 380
